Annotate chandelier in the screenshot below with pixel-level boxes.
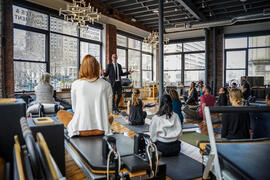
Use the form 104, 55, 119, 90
59, 0, 101, 28
143, 31, 169, 46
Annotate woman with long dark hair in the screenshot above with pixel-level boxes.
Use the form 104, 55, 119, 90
150, 94, 182, 156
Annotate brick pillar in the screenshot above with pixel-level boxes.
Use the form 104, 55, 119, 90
106, 24, 117, 65
0, 0, 3, 97
207, 27, 224, 95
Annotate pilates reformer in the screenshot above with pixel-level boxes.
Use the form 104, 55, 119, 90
64, 131, 166, 180
203, 106, 270, 180
13, 117, 65, 180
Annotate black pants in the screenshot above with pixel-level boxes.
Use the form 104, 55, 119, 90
155, 140, 181, 157
112, 81, 122, 110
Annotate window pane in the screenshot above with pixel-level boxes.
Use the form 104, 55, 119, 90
184, 41, 205, 52
142, 54, 152, 70
226, 51, 246, 69
13, 5, 48, 30
128, 38, 141, 50
117, 34, 127, 47
185, 53, 205, 69
164, 43, 182, 53
142, 71, 152, 84
225, 37, 247, 49
117, 49, 126, 69
50, 17, 78, 36
50, 33, 78, 90
248, 48, 270, 84
226, 70, 245, 84
80, 42, 100, 63
128, 50, 141, 87
80, 27, 101, 41
164, 71, 181, 84
164, 55, 181, 70
14, 62, 46, 91
142, 42, 152, 53
249, 35, 270, 48
14, 29, 46, 61
184, 71, 205, 85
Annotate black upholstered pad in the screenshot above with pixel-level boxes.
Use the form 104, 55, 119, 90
121, 155, 149, 172
161, 153, 202, 180
69, 134, 134, 171
217, 143, 270, 180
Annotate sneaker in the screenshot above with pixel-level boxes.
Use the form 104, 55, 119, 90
113, 110, 118, 115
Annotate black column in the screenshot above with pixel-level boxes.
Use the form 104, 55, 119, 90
158, 0, 164, 103
205, 28, 209, 86
213, 27, 217, 96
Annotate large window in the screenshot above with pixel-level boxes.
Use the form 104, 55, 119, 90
164, 40, 206, 86
117, 34, 153, 87
225, 35, 270, 85
13, 5, 102, 91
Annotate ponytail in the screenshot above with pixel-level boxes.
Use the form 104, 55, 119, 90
229, 88, 243, 106
131, 89, 140, 106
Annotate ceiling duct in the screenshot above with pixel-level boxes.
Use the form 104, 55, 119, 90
166, 10, 270, 33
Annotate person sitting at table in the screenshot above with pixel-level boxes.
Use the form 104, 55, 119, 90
57, 55, 113, 137
169, 89, 184, 124
184, 82, 198, 105
249, 93, 270, 138
183, 85, 215, 121
221, 88, 250, 139
150, 94, 182, 157
216, 87, 228, 106
126, 88, 147, 125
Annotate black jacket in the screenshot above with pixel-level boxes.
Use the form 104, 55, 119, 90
186, 88, 198, 105
221, 112, 250, 139
104, 63, 130, 87
217, 94, 228, 106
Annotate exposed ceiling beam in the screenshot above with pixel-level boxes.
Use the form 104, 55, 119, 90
124, 6, 186, 16
175, 0, 206, 20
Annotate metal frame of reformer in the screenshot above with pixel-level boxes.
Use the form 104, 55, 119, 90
203, 106, 270, 180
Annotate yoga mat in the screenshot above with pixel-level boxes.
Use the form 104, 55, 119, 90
181, 132, 209, 147
183, 122, 199, 129
161, 153, 202, 180
114, 118, 149, 133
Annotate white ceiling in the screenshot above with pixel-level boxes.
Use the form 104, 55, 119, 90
26, 0, 150, 38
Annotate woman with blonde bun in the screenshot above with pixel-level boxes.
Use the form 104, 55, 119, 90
221, 88, 250, 139
126, 88, 146, 125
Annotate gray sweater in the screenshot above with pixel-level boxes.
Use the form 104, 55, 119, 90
34, 83, 54, 104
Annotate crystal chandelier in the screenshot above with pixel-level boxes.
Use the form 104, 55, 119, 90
59, 0, 101, 28
143, 31, 169, 46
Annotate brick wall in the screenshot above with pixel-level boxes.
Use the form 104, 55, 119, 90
0, 0, 3, 97
3, 0, 14, 98
207, 27, 224, 95
106, 24, 117, 64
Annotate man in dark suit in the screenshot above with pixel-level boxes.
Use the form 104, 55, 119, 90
103, 54, 133, 114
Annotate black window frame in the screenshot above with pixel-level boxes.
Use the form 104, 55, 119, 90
12, 1, 103, 92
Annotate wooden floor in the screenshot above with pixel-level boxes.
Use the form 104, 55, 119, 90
64, 101, 213, 179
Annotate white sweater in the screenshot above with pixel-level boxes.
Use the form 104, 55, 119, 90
67, 79, 113, 137
150, 112, 182, 143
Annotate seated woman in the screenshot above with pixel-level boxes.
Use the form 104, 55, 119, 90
126, 89, 147, 125
221, 88, 250, 139
57, 55, 113, 137
150, 94, 182, 157
184, 82, 198, 105
169, 89, 184, 124
216, 87, 228, 106
35, 73, 54, 104
249, 93, 270, 138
